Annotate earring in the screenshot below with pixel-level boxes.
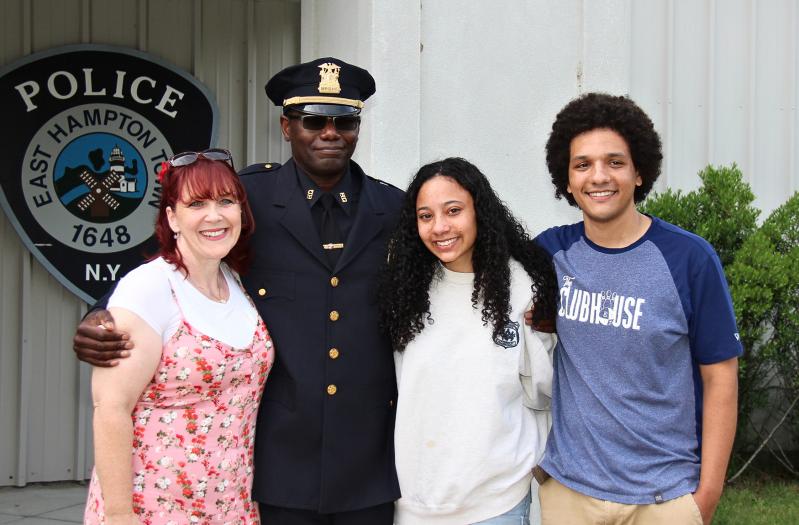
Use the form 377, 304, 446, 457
174, 232, 180, 239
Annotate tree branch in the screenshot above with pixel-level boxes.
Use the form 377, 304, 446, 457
728, 390, 799, 483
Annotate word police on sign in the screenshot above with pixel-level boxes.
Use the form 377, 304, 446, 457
0, 45, 218, 303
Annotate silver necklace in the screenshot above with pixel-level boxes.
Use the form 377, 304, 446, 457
188, 269, 228, 303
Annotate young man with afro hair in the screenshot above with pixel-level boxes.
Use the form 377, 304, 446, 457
532, 93, 741, 525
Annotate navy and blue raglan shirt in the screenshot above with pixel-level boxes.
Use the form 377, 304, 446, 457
535, 216, 743, 505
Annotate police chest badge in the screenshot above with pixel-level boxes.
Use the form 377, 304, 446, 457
494, 320, 520, 349
0, 45, 218, 303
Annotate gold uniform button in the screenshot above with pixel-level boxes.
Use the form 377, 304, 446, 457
264, 163, 272, 169
258, 288, 266, 296
329, 310, 340, 321
329, 348, 340, 359
330, 276, 339, 287
327, 384, 337, 395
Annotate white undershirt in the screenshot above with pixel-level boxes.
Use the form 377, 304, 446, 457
108, 257, 259, 348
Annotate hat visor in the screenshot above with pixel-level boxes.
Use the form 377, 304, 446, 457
289, 103, 361, 116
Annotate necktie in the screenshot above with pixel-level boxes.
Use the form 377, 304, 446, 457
320, 192, 344, 265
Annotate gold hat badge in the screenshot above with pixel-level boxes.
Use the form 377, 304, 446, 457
318, 63, 342, 94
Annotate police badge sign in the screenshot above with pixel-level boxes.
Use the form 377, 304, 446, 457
0, 45, 218, 303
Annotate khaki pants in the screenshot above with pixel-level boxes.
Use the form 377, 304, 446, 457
539, 476, 703, 525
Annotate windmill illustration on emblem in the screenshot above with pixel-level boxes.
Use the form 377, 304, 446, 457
75, 145, 138, 218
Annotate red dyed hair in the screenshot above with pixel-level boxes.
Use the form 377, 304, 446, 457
154, 157, 254, 275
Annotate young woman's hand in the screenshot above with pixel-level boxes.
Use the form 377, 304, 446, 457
524, 308, 556, 333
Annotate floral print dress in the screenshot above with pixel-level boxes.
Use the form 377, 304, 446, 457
85, 286, 274, 524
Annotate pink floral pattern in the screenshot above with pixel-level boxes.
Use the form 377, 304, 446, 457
85, 305, 274, 524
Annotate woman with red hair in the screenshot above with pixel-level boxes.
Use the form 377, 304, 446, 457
84, 150, 274, 524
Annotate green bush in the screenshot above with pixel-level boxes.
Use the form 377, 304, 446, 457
640, 165, 799, 463
759, 195, 799, 441
641, 165, 759, 266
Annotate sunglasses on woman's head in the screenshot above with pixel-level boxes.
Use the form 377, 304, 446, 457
168, 148, 234, 168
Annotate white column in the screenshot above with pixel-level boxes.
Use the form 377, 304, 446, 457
301, 0, 421, 188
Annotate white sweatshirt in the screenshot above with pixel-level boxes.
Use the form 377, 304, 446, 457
394, 260, 555, 525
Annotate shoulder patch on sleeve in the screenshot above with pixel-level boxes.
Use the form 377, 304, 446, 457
239, 162, 282, 177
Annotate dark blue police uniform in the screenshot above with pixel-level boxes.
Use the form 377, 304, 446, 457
239, 55, 403, 524
239, 158, 402, 515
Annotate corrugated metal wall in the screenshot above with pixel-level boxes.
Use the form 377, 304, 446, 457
626, 0, 798, 218
0, 0, 299, 487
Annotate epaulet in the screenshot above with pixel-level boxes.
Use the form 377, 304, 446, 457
367, 175, 402, 192
238, 162, 282, 177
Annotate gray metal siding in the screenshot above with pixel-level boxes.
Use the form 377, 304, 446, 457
0, 0, 299, 486
627, 0, 798, 215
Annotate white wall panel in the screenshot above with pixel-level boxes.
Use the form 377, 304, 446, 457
0, 0, 299, 487
795, 4, 799, 195
629, 0, 670, 194
710, 0, 752, 176
417, 0, 587, 231
306, 0, 798, 232
300, 0, 422, 188
751, 0, 796, 214
582, 0, 632, 94
668, 0, 711, 191
629, 0, 798, 216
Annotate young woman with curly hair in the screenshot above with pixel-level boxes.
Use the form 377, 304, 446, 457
379, 157, 558, 525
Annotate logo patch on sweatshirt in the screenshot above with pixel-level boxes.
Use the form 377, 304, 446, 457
494, 320, 520, 349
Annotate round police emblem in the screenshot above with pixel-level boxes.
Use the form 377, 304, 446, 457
23, 104, 171, 254
0, 45, 218, 303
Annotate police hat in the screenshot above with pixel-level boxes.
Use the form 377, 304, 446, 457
265, 57, 375, 116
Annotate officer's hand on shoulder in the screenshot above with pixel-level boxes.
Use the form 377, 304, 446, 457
73, 309, 132, 367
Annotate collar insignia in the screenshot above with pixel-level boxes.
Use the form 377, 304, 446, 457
306, 189, 314, 200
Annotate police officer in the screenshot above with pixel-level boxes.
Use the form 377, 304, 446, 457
73, 57, 402, 524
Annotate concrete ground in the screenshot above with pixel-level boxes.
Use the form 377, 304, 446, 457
0, 482, 86, 524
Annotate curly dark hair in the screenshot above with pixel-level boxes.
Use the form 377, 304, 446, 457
378, 157, 558, 351
545, 92, 663, 206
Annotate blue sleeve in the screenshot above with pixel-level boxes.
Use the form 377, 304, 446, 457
688, 249, 743, 364
534, 224, 583, 258
532, 230, 554, 256
651, 219, 743, 364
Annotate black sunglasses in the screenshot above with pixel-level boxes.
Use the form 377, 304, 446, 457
169, 148, 234, 168
287, 113, 361, 132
